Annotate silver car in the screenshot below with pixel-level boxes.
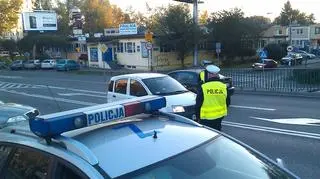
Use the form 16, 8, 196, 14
0, 102, 39, 126
24, 60, 41, 69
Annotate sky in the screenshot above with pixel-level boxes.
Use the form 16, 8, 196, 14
109, 0, 320, 22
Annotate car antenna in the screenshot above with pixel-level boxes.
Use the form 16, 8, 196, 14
47, 85, 62, 112
153, 130, 158, 139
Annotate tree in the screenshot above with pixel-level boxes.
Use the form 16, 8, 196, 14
81, 0, 113, 32
33, 0, 53, 10
207, 8, 268, 59
0, 40, 17, 52
264, 43, 287, 61
0, 0, 23, 35
54, 1, 70, 35
18, 34, 68, 59
152, 4, 201, 66
200, 10, 209, 25
274, 1, 315, 25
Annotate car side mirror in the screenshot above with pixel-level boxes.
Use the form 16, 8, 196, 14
276, 158, 287, 169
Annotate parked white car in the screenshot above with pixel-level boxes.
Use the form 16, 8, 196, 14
107, 73, 197, 119
41, 59, 56, 69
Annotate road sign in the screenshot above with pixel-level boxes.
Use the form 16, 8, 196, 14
287, 46, 293, 52
78, 36, 86, 42
145, 42, 153, 50
99, 44, 108, 53
259, 50, 268, 59
145, 31, 153, 42
216, 49, 221, 54
216, 42, 221, 50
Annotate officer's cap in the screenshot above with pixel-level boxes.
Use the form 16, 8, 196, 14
206, 65, 220, 74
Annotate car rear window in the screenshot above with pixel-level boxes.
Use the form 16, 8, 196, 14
57, 59, 66, 64
43, 60, 50, 63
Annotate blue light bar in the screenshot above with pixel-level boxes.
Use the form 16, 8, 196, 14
29, 96, 166, 138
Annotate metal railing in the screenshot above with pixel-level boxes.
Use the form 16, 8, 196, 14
220, 68, 320, 93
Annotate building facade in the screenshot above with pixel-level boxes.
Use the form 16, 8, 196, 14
259, 25, 288, 48
288, 26, 310, 49
309, 24, 320, 50
85, 34, 215, 71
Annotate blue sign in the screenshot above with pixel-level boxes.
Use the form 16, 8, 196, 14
90, 48, 98, 62
103, 48, 113, 62
141, 42, 149, 58
259, 50, 268, 59
119, 23, 137, 35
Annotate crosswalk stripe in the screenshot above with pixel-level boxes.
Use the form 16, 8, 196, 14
0, 81, 45, 89
0, 83, 12, 88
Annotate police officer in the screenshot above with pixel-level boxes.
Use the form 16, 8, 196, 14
195, 65, 228, 131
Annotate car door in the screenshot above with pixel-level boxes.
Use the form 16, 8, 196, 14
128, 78, 149, 97
108, 78, 130, 102
0, 143, 95, 179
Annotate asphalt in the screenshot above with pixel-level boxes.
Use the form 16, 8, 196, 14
0, 70, 320, 178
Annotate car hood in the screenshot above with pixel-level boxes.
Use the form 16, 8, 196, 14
160, 91, 196, 112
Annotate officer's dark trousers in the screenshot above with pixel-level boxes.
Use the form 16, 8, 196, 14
200, 117, 223, 131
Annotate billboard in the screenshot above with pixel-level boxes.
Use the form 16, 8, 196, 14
22, 12, 57, 31
119, 23, 137, 35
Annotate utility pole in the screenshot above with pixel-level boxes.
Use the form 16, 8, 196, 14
173, 0, 203, 67
193, 0, 199, 67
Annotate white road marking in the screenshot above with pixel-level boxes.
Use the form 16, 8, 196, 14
230, 105, 276, 111
0, 75, 22, 79
250, 116, 320, 126
0, 89, 98, 106
57, 92, 108, 98
45, 85, 106, 95
223, 121, 320, 140
0, 80, 106, 95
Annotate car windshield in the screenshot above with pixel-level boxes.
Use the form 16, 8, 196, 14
42, 60, 50, 63
142, 76, 188, 95
118, 136, 294, 179
13, 61, 21, 64
57, 59, 66, 64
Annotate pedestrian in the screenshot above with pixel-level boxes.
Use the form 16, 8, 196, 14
195, 65, 228, 131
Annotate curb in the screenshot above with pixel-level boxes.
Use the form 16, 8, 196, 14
235, 90, 320, 98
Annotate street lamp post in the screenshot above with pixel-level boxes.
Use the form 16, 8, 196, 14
173, 0, 203, 67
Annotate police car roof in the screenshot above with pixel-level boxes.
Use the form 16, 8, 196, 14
111, 73, 167, 80
64, 114, 218, 178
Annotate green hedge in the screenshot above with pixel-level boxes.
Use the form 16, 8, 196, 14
293, 69, 320, 84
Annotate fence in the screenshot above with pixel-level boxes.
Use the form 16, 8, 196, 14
220, 68, 320, 93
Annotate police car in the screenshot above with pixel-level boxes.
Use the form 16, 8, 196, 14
107, 73, 196, 120
0, 96, 299, 179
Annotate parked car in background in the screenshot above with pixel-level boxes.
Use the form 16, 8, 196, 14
281, 53, 303, 66
252, 59, 278, 69
24, 60, 41, 69
41, 59, 56, 69
56, 59, 80, 71
10, 60, 25, 70
168, 69, 234, 106
0, 102, 40, 126
0, 51, 10, 57
296, 50, 316, 59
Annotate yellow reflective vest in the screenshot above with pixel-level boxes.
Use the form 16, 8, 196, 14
200, 81, 228, 120
199, 71, 205, 83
